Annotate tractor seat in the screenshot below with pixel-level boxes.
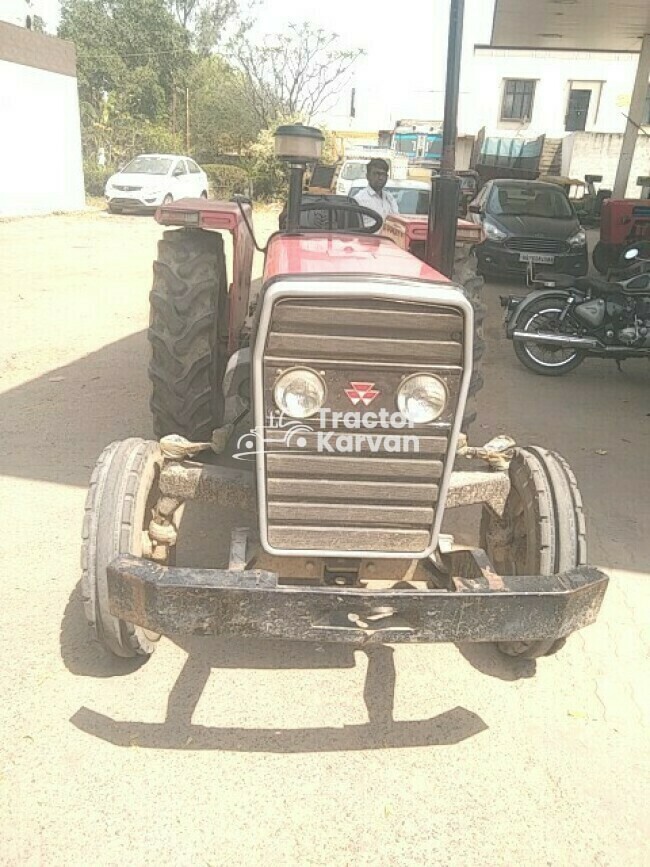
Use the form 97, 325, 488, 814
534, 272, 576, 289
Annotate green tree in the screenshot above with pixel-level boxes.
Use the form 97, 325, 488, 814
167, 0, 243, 54
59, 0, 193, 156
59, 0, 195, 165
188, 55, 260, 159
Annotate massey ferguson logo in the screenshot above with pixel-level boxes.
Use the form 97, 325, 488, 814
345, 381, 380, 406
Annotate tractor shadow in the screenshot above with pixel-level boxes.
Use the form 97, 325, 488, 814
61, 483, 488, 751
0, 330, 152, 489
61, 489, 488, 752
0, 277, 264, 490
68, 638, 488, 753
455, 643, 537, 680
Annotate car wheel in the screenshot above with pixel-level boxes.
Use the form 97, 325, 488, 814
162, 194, 173, 205
200, 190, 208, 199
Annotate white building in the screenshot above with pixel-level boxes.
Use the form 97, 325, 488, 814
463, 47, 649, 137
0, 19, 85, 216
458, 1, 650, 198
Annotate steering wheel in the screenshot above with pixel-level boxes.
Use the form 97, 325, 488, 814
297, 200, 383, 235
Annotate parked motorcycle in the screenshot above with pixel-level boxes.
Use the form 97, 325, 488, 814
502, 247, 650, 376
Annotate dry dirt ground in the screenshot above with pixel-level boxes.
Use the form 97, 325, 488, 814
1, 207, 649, 866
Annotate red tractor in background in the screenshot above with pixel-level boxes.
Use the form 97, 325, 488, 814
592, 196, 650, 274
80, 1, 607, 668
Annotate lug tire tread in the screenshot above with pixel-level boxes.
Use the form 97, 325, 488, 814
81, 438, 161, 658
481, 446, 586, 659
148, 229, 227, 440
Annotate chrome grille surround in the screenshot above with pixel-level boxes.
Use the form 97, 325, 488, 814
253, 279, 474, 558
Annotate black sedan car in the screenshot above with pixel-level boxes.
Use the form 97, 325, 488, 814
468, 179, 588, 278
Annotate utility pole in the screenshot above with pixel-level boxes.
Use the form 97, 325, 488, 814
185, 87, 190, 153
425, 0, 464, 277
613, 34, 650, 198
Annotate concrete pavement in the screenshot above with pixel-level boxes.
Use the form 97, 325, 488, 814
0, 209, 648, 866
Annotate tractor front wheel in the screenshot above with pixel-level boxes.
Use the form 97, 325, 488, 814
81, 438, 172, 658
480, 446, 587, 659
148, 228, 228, 441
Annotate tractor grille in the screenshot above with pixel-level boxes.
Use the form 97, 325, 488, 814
260, 296, 466, 555
505, 237, 569, 254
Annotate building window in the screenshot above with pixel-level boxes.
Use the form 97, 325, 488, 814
501, 79, 536, 121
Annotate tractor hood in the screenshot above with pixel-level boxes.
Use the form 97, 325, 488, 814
263, 233, 450, 284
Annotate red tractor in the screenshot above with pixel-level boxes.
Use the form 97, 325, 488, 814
81, 3, 607, 666
592, 197, 650, 274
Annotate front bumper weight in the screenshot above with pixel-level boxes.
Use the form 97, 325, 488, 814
158, 461, 255, 512
157, 461, 510, 517
108, 554, 608, 645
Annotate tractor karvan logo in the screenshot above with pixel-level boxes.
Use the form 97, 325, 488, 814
232, 401, 421, 461
344, 381, 380, 406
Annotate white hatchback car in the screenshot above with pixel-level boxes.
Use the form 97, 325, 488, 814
104, 154, 208, 212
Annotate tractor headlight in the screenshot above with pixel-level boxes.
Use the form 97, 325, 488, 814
273, 368, 326, 419
397, 374, 447, 423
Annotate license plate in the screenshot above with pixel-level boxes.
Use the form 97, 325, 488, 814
519, 252, 555, 264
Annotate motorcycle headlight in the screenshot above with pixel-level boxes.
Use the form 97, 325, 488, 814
567, 228, 586, 248
273, 368, 326, 419
483, 218, 508, 242
397, 374, 447, 424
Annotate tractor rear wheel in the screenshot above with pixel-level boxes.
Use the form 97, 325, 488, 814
148, 228, 228, 441
81, 438, 171, 658
452, 244, 486, 434
592, 241, 617, 275
480, 446, 587, 659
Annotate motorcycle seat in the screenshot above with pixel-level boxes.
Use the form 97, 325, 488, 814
534, 272, 576, 290
575, 276, 623, 295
